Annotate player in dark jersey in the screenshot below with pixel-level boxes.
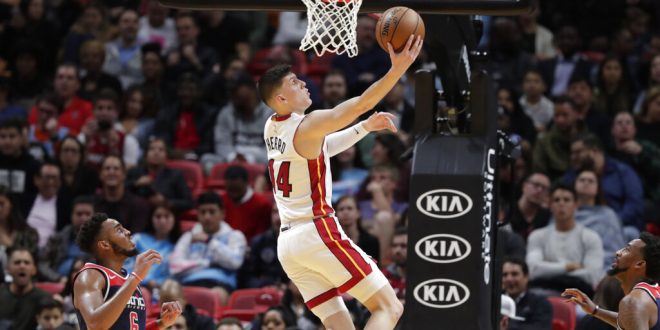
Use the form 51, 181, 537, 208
562, 232, 660, 330
73, 213, 182, 329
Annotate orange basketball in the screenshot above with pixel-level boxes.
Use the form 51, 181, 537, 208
375, 7, 425, 53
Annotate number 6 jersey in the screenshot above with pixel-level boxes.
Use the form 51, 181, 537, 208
264, 112, 335, 226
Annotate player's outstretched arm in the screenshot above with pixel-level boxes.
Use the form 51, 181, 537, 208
326, 112, 398, 157
298, 36, 422, 142
617, 290, 657, 330
561, 288, 618, 327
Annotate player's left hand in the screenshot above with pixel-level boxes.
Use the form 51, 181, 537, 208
362, 112, 398, 133
159, 301, 183, 328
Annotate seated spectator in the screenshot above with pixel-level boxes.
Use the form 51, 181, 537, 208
39, 196, 94, 283
78, 40, 123, 101
517, 7, 556, 60
636, 87, 660, 145
28, 93, 69, 159
565, 134, 644, 237
507, 172, 551, 241
222, 165, 272, 242
24, 161, 70, 248
165, 315, 188, 330
60, 3, 113, 64
55, 136, 100, 197
526, 183, 603, 296
496, 87, 537, 145
7, 43, 49, 108
0, 75, 27, 123
137, 1, 177, 54
518, 69, 553, 132
592, 56, 633, 117
381, 227, 407, 304
170, 192, 247, 304
0, 118, 40, 198
360, 165, 407, 229
154, 72, 216, 159
0, 185, 38, 271
126, 137, 193, 213
240, 203, 285, 288
35, 297, 75, 330
567, 76, 613, 146
118, 86, 155, 149
80, 89, 141, 169
159, 279, 216, 330
501, 257, 552, 330
125, 204, 180, 289
371, 80, 415, 134
0, 246, 50, 330
279, 278, 321, 330
27, 63, 94, 136
500, 295, 526, 330
254, 306, 296, 330
335, 195, 380, 263
309, 69, 350, 113
573, 168, 625, 270
486, 18, 535, 96
94, 155, 149, 233
102, 9, 143, 89
330, 145, 368, 203
217, 317, 243, 330
167, 13, 219, 80
140, 43, 174, 113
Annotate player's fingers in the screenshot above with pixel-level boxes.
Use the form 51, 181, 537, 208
387, 118, 398, 132
404, 34, 415, 52
387, 43, 395, 57
378, 112, 397, 120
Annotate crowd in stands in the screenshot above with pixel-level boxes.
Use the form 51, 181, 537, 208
0, 0, 658, 329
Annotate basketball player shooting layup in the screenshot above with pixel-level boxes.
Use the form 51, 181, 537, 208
562, 232, 660, 330
73, 213, 182, 329
258, 35, 423, 330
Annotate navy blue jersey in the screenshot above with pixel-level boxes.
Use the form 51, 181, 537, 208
73, 263, 147, 330
617, 282, 660, 330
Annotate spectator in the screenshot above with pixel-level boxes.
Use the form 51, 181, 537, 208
507, 172, 551, 241
573, 168, 625, 271
0, 185, 38, 272
39, 195, 94, 283
609, 111, 660, 203
78, 39, 123, 101
279, 278, 321, 330
382, 226, 407, 303
537, 25, 593, 97
165, 315, 188, 330
94, 155, 149, 233
27, 63, 94, 136
7, 43, 49, 108
207, 74, 270, 165
35, 297, 75, 330
517, 7, 556, 60
0, 75, 27, 123
526, 183, 603, 295
56, 136, 99, 197
497, 87, 537, 145
272, 12, 307, 47
255, 306, 296, 330
501, 257, 553, 330
0, 246, 50, 330
154, 72, 216, 159
198, 11, 250, 62
532, 96, 588, 181
309, 69, 349, 112
80, 88, 141, 169
486, 18, 535, 96
330, 145, 368, 203
159, 279, 216, 330
167, 13, 219, 80
118, 86, 155, 148
24, 161, 70, 248
221, 165, 272, 242
60, 3, 113, 64
357, 132, 410, 201
370, 80, 415, 134
170, 192, 247, 304
102, 9, 143, 89
126, 137, 193, 212
140, 43, 173, 113
592, 56, 633, 117
0, 118, 40, 197
565, 134, 645, 236
566, 76, 612, 146
217, 317, 243, 330
518, 69, 553, 132
125, 204, 180, 289
137, 1, 177, 54
335, 195, 380, 263
28, 93, 69, 159
632, 54, 660, 114
241, 203, 285, 288
636, 87, 660, 145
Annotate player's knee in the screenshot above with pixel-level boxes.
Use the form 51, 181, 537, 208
390, 298, 404, 320
373, 295, 403, 322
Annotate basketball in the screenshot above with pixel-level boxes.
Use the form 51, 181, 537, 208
375, 7, 425, 53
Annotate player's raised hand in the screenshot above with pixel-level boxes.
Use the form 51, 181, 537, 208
387, 35, 423, 73
159, 301, 183, 328
133, 249, 162, 280
362, 112, 398, 133
561, 288, 597, 314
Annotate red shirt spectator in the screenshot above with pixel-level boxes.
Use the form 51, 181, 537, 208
221, 165, 272, 242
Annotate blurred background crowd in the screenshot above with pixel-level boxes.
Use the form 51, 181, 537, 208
0, 0, 659, 329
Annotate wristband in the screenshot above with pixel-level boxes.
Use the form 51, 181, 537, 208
591, 305, 600, 316
131, 271, 143, 283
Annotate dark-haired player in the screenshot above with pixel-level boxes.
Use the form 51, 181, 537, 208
562, 232, 660, 330
73, 213, 181, 329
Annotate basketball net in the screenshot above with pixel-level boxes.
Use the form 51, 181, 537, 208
299, 0, 363, 57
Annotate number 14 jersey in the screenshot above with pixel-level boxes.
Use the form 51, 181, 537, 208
264, 112, 334, 226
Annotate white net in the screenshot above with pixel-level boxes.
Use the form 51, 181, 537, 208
299, 0, 363, 57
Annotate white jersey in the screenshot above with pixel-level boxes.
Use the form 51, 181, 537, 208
264, 112, 334, 226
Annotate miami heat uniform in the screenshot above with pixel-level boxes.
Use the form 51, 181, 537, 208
264, 112, 388, 319
617, 282, 660, 330
73, 263, 147, 330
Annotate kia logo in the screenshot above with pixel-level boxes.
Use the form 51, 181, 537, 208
415, 234, 471, 264
413, 278, 470, 309
416, 189, 473, 219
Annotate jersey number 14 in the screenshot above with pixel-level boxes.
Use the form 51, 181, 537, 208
269, 160, 293, 197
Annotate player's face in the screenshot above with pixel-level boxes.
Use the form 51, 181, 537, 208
277, 73, 312, 111
197, 203, 223, 234
501, 262, 528, 298
37, 308, 64, 330
101, 219, 138, 257
608, 239, 646, 277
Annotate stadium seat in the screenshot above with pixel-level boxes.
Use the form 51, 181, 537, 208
227, 287, 283, 310
180, 219, 197, 232
35, 282, 64, 295
219, 308, 262, 322
166, 160, 205, 197
547, 296, 576, 330
182, 286, 223, 320
552, 319, 569, 330
206, 162, 266, 190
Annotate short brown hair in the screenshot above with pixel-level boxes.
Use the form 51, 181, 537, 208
257, 64, 292, 108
